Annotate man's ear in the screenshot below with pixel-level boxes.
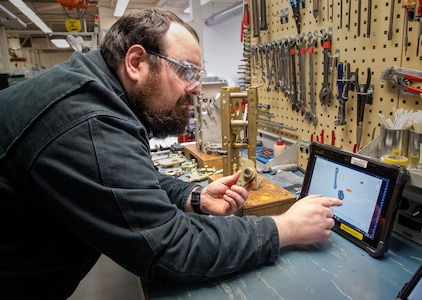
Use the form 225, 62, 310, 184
124, 45, 148, 81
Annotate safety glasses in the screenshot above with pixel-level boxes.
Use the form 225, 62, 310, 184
146, 49, 207, 90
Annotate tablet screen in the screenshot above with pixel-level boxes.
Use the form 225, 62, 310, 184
300, 142, 409, 257
306, 155, 390, 243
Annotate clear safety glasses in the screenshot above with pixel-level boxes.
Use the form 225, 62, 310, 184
146, 50, 207, 90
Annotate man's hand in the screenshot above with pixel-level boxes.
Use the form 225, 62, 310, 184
271, 194, 343, 247
190, 170, 255, 216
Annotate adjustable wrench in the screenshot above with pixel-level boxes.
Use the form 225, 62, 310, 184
297, 34, 310, 118
307, 31, 318, 126
319, 28, 333, 105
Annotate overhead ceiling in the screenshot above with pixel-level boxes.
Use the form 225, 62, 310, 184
0, 0, 242, 39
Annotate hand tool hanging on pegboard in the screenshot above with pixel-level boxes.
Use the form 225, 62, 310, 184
354, 67, 373, 153
251, 0, 260, 37
319, 28, 333, 106
307, 31, 318, 127
259, 0, 268, 30
289, 37, 300, 112
259, 44, 265, 81
357, 0, 361, 36
381, 66, 422, 96
280, 38, 291, 98
330, 49, 340, 99
290, 0, 301, 33
313, 0, 318, 19
264, 43, 272, 90
367, 0, 372, 37
334, 62, 351, 126
416, 0, 422, 56
347, 0, 351, 31
297, 34, 311, 120
403, 0, 417, 55
274, 41, 283, 92
388, 0, 395, 40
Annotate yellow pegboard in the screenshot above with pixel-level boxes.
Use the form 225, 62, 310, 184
245, 0, 422, 169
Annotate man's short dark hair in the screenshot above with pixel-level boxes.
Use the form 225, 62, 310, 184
101, 8, 199, 71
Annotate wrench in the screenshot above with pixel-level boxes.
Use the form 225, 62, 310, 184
289, 38, 300, 112
280, 39, 291, 97
259, 44, 266, 81
319, 28, 333, 105
250, 45, 259, 76
265, 43, 273, 91
307, 31, 318, 126
273, 41, 281, 91
297, 34, 310, 118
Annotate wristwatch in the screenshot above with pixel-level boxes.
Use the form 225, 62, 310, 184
191, 186, 206, 214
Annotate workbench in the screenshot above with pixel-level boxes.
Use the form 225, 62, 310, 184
146, 150, 421, 299
143, 232, 421, 300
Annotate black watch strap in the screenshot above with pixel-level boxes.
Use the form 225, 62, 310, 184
191, 186, 207, 215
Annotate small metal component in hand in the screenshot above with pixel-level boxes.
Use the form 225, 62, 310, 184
237, 159, 257, 186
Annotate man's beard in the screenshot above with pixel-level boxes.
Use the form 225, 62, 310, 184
126, 71, 193, 139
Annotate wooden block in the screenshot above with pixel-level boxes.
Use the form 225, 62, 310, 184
184, 144, 223, 170
208, 174, 296, 216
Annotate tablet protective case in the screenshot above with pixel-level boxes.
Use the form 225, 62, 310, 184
300, 142, 409, 258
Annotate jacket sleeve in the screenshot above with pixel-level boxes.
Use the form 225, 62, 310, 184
28, 115, 280, 283
156, 172, 197, 211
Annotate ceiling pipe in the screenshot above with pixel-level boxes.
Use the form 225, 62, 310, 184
204, 2, 243, 26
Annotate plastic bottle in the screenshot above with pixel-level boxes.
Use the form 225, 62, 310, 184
273, 140, 287, 157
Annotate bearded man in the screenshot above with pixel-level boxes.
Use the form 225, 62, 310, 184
0, 8, 341, 299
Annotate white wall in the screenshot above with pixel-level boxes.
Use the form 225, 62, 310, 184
202, 14, 243, 86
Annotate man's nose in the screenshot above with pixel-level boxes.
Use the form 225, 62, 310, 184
185, 83, 201, 95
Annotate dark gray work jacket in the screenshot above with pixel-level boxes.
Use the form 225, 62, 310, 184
0, 50, 279, 299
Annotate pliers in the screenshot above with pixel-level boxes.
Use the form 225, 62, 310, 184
355, 67, 372, 151
381, 66, 422, 95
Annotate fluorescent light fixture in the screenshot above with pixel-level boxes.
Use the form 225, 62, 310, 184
114, 0, 129, 17
0, 4, 26, 27
50, 39, 70, 48
184, 0, 210, 14
9, 0, 52, 33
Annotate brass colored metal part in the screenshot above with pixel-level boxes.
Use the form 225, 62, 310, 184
221, 86, 259, 177
237, 159, 257, 186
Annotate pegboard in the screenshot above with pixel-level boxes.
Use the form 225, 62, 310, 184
243, 0, 422, 169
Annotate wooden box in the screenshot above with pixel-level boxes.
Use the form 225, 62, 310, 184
209, 174, 296, 216
184, 144, 223, 171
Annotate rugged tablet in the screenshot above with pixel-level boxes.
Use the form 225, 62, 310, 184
300, 142, 409, 258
